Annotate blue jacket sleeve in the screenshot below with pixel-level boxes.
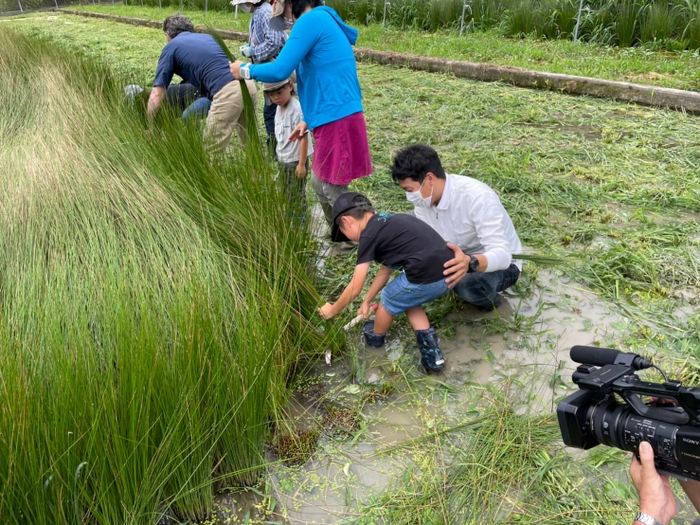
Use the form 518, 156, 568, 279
153, 46, 175, 88
248, 14, 320, 82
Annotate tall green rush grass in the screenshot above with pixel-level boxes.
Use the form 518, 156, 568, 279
0, 26, 343, 524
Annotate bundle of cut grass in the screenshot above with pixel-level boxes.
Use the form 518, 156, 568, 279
0, 27, 342, 524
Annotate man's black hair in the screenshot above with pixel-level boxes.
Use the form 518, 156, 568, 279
390, 144, 447, 184
163, 14, 195, 39
290, 0, 324, 20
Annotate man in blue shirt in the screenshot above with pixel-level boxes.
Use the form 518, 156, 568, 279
147, 14, 258, 152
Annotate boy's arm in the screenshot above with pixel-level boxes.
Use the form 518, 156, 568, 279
319, 262, 370, 320
296, 132, 309, 178
359, 265, 392, 317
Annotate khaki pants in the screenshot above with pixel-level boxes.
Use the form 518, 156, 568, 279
310, 171, 349, 225
204, 79, 258, 152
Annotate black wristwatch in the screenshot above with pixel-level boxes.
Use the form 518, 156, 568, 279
467, 254, 479, 273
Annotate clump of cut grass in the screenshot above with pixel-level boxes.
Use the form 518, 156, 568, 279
273, 430, 320, 465
362, 382, 397, 404
321, 405, 362, 438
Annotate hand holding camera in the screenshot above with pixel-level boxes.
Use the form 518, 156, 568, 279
630, 441, 676, 525
558, 346, 700, 524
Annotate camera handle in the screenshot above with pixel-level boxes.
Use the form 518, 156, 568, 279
617, 376, 700, 426
623, 390, 690, 425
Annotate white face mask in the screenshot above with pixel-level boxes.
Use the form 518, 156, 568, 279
284, 17, 294, 29
406, 179, 433, 208
239, 3, 251, 12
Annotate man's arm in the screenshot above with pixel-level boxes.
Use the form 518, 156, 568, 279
443, 244, 488, 287
147, 86, 167, 119
231, 15, 318, 82
319, 262, 370, 320
150, 46, 175, 118
470, 192, 514, 271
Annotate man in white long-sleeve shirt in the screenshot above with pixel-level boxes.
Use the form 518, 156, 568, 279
390, 144, 522, 310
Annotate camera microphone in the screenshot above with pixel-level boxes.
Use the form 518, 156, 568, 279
570, 345, 653, 370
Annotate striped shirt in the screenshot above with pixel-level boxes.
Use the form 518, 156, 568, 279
249, 2, 287, 64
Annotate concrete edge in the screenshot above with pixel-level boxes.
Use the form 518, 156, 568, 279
61, 9, 248, 39
60, 9, 700, 114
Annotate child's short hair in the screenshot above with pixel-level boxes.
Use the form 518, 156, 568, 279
330, 192, 375, 242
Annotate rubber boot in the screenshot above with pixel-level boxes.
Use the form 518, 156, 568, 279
362, 320, 386, 348
415, 327, 445, 372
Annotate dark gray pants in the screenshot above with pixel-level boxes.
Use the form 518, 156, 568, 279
452, 264, 521, 309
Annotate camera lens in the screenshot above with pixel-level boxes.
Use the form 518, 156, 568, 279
590, 399, 680, 465
591, 399, 627, 449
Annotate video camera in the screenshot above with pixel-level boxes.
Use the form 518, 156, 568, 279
557, 345, 700, 480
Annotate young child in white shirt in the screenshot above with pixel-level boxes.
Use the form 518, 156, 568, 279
263, 78, 313, 221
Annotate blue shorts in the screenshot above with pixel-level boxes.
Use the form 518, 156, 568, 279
380, 273, 449, 316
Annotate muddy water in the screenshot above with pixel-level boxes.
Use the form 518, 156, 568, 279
215, 270, 630, 524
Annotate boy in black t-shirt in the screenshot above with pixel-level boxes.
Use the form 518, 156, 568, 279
318, 192, 451, 372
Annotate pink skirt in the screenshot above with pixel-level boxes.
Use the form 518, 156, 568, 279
311, 112, 372, 185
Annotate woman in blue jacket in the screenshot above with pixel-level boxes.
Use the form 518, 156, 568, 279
230, 0, 372, 227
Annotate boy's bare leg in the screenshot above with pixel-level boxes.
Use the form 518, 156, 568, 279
373, 305, 394, 334
405, 307, 430, 331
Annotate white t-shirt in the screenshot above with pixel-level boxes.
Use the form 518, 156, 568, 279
414, 174, 523, 272
275, 97, 314, 164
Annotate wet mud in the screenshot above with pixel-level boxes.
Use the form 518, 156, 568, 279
216, 270, 631, 524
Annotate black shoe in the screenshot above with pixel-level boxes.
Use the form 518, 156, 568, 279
415, 327, 445, 372
362, 321, 386, 348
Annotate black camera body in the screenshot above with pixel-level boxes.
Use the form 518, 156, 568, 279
557, 345, 700, 480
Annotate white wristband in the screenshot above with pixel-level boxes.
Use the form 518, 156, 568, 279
240, 64, 251, 80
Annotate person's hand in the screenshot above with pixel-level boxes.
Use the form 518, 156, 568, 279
444, 243, 468, 287
229, 60, 244, 79
239, 44, 252, 58
357, 302, 372, 320
288, 121, 308, 141
318, 303, 335, 320
296, 163, 307, 178
630, 441, 677, 525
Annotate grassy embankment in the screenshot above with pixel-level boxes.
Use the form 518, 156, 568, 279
3, 11, 700, 524
74, 3, 700, 91
0, 24, 343, 524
